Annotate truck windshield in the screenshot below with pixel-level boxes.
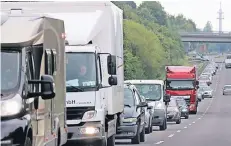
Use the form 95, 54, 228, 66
166, 80, 194, 90
135, 84, 161, 101
66, 52, 97, 92
1, 49, 21, 94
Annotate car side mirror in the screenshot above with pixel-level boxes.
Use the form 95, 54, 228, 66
108, 76, 117, 86
163, 94, 171, 103
195, 80, 199, 85
107, 55, 117, 75
196, 86, 199, 89
27, 75, 55, 100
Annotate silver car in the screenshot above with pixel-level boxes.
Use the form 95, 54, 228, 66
167, 98, 181, 124
140, 95, 153, 134
202, 86, 213, 98
223, 85, 231, 95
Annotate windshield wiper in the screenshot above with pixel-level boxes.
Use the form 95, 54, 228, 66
124, 104, 131, 107
66, 84, 83, 92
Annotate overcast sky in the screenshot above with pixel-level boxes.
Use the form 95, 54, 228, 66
136, 0, 231, 32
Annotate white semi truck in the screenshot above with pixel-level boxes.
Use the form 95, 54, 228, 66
55, 3, 124, 145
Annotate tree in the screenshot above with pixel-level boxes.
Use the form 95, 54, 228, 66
203, 21, 213, 32
112, 1, 199, 79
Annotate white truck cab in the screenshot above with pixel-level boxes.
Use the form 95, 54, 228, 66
125, 80, 170, 131
41, 2, 124, 146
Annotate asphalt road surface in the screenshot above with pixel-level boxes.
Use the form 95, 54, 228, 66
115, 62, 231, 146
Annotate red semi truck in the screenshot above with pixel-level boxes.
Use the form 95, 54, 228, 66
165, 66, 199, 114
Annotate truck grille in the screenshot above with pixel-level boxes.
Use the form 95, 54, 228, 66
66, 107, 95, 120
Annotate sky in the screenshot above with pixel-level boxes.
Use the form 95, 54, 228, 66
135, 0, 231, 32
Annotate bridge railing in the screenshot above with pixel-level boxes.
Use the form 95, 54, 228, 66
179, 31, 231, 36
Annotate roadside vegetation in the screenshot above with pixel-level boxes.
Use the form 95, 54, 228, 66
113, 1, 198, 80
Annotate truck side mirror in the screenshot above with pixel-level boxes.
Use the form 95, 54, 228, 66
27, 75, 55, 100
107, 55, 117, 75
108, 76, 117, 85
163, 94, 171, 103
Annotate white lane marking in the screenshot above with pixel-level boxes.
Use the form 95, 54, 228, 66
189, 123, 192, 126
184, 126, 187, 129
192, 121, 196, 124
177, 130, 181, 132
198, 117, 201, 120
168, 134, 174, 138
156, 141, 164, 145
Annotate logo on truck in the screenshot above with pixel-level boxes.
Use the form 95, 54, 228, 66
66, 100, 92, 105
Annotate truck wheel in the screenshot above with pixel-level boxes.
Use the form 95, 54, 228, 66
131, 124, 140, 144
159, 119, 167, 131
107, 135, 115, 146
176, 118, 181, 124
24, 137, 32, 146
140, 127, 145, 142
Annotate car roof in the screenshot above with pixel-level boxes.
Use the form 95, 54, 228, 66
125, 80, 164, 85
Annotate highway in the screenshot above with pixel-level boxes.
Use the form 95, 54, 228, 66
115, 62, 231, 146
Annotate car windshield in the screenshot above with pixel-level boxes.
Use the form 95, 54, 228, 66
166, 80, 194, 90
135, 84, 161, 101
1, 49, 21, 93
168, 99, 177, 107
204, 87, 211, 91
224, 86, 231, 90
124, 88, 135, 106
66, 52, 97, 92
176, 99, 186, 106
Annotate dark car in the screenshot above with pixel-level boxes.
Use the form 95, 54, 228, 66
175, 98, 189, 119
167, 98, 181, 124
115, 84, 147, 144
223, 85, 231, 95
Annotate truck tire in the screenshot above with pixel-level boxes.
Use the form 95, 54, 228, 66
131, 124, 140, 144
107, 135, 115, 146
23, 137, 32, 146
159, 119, 167, 131
140, 127, 145, 142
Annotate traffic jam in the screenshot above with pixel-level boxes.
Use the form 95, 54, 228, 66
117, 61, 220, 144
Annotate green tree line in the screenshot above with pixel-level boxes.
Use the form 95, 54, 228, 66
112, 1, 198, 80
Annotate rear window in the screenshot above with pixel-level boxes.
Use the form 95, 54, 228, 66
224, 86, 231, 89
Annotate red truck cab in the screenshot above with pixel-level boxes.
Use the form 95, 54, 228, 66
165, 66, 199, 114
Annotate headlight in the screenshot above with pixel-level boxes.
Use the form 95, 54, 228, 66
82, 110, 97, 120
80, 127, 99, 135
123, 118, 137, 123
155, 103, 162, 109
1, 100, 22, 117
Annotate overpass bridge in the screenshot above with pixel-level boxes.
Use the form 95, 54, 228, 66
180, 32, 231, 43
